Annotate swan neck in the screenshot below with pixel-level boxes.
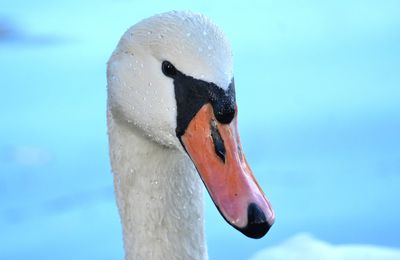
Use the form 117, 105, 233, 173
108, 112, 207, 260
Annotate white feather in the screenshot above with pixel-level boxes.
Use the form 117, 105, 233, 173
107, 11, 233, 260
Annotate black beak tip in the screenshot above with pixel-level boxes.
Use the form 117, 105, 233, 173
239, 203, 272, 239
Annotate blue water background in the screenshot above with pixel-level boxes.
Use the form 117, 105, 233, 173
1, 1, 399, 259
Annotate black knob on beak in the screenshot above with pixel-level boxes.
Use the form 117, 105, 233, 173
213, 100, 235, 124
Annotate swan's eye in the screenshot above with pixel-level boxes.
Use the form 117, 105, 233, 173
162, 61, 177, 77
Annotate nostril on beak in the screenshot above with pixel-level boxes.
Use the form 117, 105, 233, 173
210, 120, 226, 162
240, 203, 272, 239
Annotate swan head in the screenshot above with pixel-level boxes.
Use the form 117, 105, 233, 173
107, 11, 274, 239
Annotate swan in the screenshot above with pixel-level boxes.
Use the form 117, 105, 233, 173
107, 11, 275, 260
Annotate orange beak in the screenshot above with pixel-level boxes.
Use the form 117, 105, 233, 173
181, 103, 275, 238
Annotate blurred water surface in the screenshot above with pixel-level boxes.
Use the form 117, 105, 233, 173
1, 1, 399, 259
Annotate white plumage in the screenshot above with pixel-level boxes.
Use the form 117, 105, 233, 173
107, 11, 233, 260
